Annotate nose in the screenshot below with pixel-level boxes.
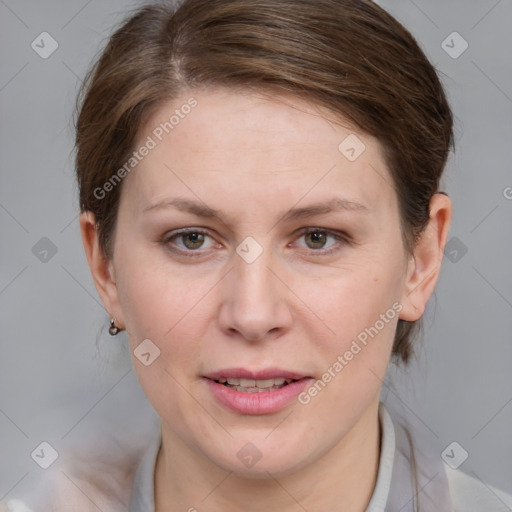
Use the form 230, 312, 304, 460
217, 249, 293, 342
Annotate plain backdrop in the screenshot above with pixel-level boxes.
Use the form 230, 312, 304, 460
1, 0, 511, 504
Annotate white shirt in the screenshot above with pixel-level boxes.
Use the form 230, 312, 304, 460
3, 403, 512, 511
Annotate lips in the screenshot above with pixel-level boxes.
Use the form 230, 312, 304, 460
203, 367, 313, 414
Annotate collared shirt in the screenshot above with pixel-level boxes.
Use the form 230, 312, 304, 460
4, 403, 512, 511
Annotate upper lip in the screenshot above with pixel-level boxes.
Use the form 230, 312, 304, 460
204, 367, 309, 381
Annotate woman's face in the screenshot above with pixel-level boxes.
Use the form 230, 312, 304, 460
106, 88, 413, 475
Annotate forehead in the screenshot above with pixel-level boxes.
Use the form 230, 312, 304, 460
124, 88, 397, 221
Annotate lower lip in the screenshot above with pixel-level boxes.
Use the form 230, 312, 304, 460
204, 378, 313, 415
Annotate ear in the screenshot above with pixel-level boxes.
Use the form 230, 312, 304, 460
399, 193, 452, 321
79, 211, 124, 329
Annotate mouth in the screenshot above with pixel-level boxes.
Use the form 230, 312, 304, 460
203, 369, 313, 414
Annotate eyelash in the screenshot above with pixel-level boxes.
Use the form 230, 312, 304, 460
161, 227, 350, 258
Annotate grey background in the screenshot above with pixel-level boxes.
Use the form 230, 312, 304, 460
1, 0, 511, 505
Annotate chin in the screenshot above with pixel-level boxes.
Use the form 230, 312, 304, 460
223, 457, 307, 479
203, 435, 315, 479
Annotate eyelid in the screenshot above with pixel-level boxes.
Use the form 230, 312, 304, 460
161, 227, 220, 256
291, 227, 351, 253
296, 226, 350, 240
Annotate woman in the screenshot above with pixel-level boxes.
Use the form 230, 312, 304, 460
3, 0, 511, 511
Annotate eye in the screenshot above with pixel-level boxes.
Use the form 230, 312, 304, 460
162, 228, 218, 253
293, 228, 348, 254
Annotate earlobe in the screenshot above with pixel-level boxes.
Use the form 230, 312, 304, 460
79, 212, 124, 328
399, 193, 452, 322
399, 254, 422, 321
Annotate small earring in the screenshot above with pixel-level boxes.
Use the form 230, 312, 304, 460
109, 318, 120, 336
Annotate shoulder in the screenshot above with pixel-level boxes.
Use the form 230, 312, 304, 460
446, 466, 512, 511
0, 433, 150, 512
383, 405, 512, 512
1, 407, 160, 512
0, 457, 134, 512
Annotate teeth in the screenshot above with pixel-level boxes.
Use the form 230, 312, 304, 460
256, 379, 274, 388
217, 377, 296, 390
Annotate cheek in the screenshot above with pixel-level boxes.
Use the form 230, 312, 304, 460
289, 259, 403, 406
294, 274, 398, 425
114, 255, 212, 421
114, 248, 217, 363
293, 262, 402, 340
114, 241, 180, 329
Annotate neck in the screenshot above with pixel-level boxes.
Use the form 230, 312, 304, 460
155, 402, 381, 512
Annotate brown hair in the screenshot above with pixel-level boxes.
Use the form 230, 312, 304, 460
75, 0, 454, 363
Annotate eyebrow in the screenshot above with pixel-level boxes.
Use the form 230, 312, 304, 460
143, 196, 369, 221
